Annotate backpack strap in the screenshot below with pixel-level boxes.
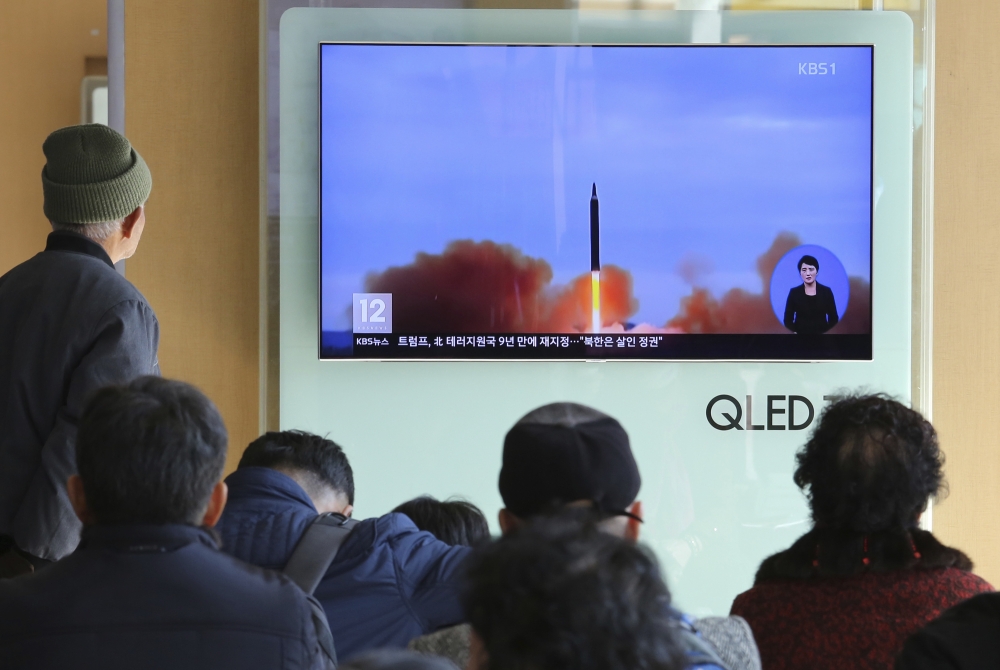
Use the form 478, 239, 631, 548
309, 598, 339, 670
284, 513, 359, 595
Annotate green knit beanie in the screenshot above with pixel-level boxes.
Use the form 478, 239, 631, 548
41, 124, 152, 224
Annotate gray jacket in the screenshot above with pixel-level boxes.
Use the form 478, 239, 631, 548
0, 232, 159, 560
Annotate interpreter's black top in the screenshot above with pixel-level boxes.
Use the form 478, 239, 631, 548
783, 283, 839, 334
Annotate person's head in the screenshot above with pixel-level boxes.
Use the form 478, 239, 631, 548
392, 496, 490, 547
339, 650, 457, 670
464, 515, 685, 670
798, 255, 819, 285
239, 430, 354, 516
68, 376, 228, 527
42, 124, 152, 263
794, 393, 943, 532
498, 402, 642, 541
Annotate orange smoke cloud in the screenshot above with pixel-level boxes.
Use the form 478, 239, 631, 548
667, 288, 779, 334
667, 233, 801, 334
363, 240, 638, 333
363, 234, 871, 335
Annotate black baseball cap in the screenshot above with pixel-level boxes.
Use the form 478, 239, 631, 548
499, 403, 642, 521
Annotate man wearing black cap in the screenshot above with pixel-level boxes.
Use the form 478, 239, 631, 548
492, 402, 757, 670
409, 402, 648, 666
0, 125, 158, 573
498, 402, 643, 539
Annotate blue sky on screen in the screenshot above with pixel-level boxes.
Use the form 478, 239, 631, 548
320, 44, 872, 331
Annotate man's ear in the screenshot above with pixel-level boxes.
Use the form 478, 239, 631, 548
498, 508, 521, 536
67, 474, 96, 525
120, 205, 144, 238
624, 501, 643, 543
200, 481, 228, 528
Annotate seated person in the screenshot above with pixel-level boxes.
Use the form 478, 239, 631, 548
393, 496, 490, 547
215, 431, 470, 661
783, 254, 839, 334
398, 497, 489, 667
497, 402, 750, 670
464, 513, 687, 670
0, 377, 334, 670
731, 394, 993, 670
896, 592, 1000, 669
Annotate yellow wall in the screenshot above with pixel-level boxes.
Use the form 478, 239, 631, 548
0, 1, 107, 274
125, 1, 260, 472
930, 1, 1000, 586
0, 1, 259, 473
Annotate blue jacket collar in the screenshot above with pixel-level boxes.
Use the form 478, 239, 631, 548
80, 523, 218, 552
224, 466, 318, 513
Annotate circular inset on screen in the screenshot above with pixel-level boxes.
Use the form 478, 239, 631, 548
769, 245, 849, 334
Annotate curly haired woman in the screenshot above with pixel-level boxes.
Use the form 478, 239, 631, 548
730, 394, 992, 670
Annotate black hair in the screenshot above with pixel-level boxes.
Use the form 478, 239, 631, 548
463, 514, 685, 670
340, 650, 457, 670
76, 376, 228, 525
239, 430, 354, 505
794, 393, 944, 532
392, 496, 490, 547
798, 255, 820, 271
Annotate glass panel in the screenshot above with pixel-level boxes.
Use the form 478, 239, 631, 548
264, 0, 934, 425
275, 6, 927, 615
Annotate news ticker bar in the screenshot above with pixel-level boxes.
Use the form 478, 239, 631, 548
323, 333, 872, 361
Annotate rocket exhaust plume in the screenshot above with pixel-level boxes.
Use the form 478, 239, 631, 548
590, 183, 601, 333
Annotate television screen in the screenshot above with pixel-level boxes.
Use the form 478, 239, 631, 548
319, 44, 873, 360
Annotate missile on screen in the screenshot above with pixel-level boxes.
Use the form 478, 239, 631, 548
590, 183, 600, 272
590, 184, 601, 334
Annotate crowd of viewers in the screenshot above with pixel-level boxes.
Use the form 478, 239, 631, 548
2, 376, 995, 670
2, 125, 1000, 669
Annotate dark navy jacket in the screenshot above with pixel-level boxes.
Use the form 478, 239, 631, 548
0, 232, 159, 560
216, 467, 471, 661
0, 524, 328, 670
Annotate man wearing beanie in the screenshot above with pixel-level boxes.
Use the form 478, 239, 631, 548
0, 125, 158, 572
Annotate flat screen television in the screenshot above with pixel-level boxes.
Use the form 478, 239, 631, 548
318, 43, 873, 360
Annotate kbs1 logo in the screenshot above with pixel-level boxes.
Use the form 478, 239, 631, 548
706, 394, 822, 432
798, 62, 837, 75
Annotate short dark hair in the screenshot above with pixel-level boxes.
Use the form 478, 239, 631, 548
239, 430, 354, 505
464, 514, 685, 670
76, 376, 228, 525
798, 255, 819, 271
392, 496, 490, 547
794, 393, 944, 532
